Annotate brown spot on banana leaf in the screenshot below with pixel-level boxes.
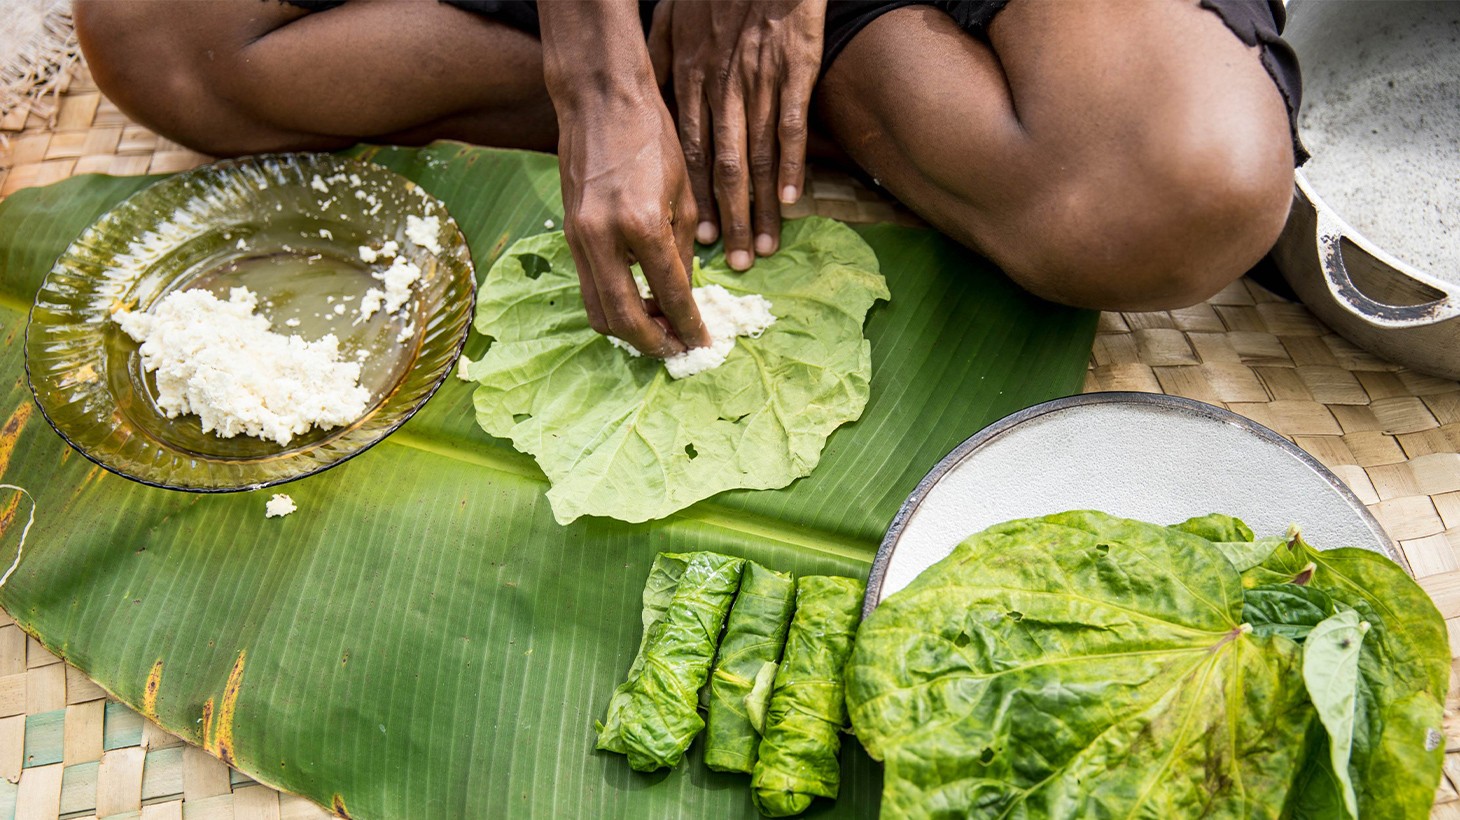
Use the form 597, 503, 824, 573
0, 403, 33, 479
0, 495, 18, 542
143, 659, 163, 720
332, 794, 352, 818
488, 231, 510, 265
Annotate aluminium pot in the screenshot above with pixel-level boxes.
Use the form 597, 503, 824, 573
1272, 0, 1460, 380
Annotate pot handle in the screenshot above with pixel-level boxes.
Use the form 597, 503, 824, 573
1317, 209, 1460, 329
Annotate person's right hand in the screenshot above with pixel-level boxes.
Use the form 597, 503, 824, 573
539, 1, 709, 357
556, 88, 710, 356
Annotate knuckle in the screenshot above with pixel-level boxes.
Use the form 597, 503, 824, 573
779, 112, 808, 141
714, 156, 744, 185
750, 152, 777, 178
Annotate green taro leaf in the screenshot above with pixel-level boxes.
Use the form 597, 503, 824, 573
0, 143, 1096, 818
1302, 609, 1368, 818
1302, 547, 1449, 820
1243, 532, 1449, 820
746, 661, 778, 735
1172, 512, 1255, 543
705, 561, 797, 774
596, 551, 745, 771
847, 511, 1316, 819
751, 575, 865, 818
595, 552, 689, 745
465, 218, 890, 524
1242, 583, 1341, 642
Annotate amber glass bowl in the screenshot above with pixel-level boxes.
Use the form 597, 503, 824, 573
24, 153, 474, 490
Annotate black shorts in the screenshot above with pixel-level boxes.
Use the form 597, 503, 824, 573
287, 0, 1307, 163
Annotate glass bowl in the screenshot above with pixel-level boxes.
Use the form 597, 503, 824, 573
24, 153, 474, 491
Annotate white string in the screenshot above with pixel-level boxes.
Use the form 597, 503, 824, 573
0, 485, 36, 589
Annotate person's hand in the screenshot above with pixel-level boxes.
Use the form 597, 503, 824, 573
540, 1, 709, 356
649, 0, 826, 271
556, 92, 709, 356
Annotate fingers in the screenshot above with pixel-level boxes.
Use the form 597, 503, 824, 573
747, 69, 782, 259
674, 176, 698, 282
572, 213, 685, 358
711, 81, 754, 272
633, 221, 710, 350
646, 2, 672, 88
777, 63, 815, 210
676, 68, 719, 247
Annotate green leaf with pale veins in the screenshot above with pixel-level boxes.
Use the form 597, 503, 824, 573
1302, 609, 1368, 818
464, 218, 890, 524
847, 511, 1317, 820
596, 551, 745, 771
706, 561, 797, 774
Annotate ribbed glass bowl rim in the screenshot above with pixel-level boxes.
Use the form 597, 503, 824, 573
22, 152, 475, 492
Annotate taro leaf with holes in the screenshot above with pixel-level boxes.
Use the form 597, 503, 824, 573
846, 511, 1317, 819
0, 143, 1095, 817
464, 218, 890, 525
705, 561, 797, 774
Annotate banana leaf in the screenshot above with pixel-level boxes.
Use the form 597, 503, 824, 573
0, 143, 1095, 817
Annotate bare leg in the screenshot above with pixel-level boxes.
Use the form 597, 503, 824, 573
816, 1, 1296, 311
74, 0, 558, 156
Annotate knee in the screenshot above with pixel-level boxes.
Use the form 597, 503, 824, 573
994, 120, 1295, 312
74, 2, 291, 156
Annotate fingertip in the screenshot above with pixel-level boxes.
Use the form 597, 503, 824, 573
696, 221, 717, 244
728, 249, 752, 271
754, 233, 775, 256
780, 185, 799, 205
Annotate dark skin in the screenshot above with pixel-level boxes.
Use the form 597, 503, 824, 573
74, 0, 1295, 354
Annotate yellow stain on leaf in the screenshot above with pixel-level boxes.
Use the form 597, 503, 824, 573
143, 659, 163, 721
0, 403, 34, 480
206, 649, 247, 765
332, 794, 352, 819
201, 697, 215, 749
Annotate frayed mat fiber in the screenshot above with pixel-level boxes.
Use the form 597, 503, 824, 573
0, 0, 79, 147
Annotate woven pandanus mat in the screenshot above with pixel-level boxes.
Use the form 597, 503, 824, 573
3, 61, 1460, 819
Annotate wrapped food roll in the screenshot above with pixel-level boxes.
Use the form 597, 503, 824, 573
751, 575, 865, 817
705, 562, 797, 774
596, 551, 745, 771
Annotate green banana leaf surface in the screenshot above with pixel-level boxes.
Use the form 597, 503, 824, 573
0, 143, 1095, 817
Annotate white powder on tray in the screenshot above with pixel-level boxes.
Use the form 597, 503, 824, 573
609, 284, 775, 378
1298, 10, 1460, 277
114, 287, 370, 446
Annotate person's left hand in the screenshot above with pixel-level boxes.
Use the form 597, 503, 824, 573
649, 0, 826, 271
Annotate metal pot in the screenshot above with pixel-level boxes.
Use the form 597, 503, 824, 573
1272, 0, 1460, 379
